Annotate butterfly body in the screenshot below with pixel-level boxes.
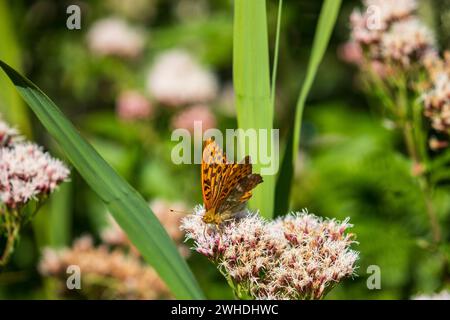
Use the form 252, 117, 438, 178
201, 138, 263, 225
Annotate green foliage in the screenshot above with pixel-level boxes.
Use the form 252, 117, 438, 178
233, 0, 275, 218
1, 0, 449, 300
293, 102, 450, 298
0, 1, 31, 136
275, 0, 342, 216
0, 60, 204, 299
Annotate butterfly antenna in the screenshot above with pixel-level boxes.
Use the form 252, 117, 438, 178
169, 209, 189, 215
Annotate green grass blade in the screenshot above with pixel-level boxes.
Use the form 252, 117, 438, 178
271, 0, 283, 110
0, 60, 204, 300
0, 2, 31, 136
275, 0, 342, 216
233, 0, 275, 218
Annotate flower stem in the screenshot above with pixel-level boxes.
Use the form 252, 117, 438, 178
419, 178, 441, 243
0, 218, 20, 267
396, 78, 442, 244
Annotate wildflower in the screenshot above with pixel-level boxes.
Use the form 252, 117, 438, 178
146, 50, 218, 107
350, 0, 417, 45
116, 90, 153, 121
39, 236, 170, 300
181, 207, 358, 300
364, 0, 417, 27
423, 51, 450, 82
423, 57, 450, 133
429, 137, 449, 151
150, 199, 187, 244
413, 290, 450, 300
41, 200, 189, 299
0, 143, 70, 208
347, 0, 434, 71
86, 17, 145, 58
1, 117, 70, 266
100, 215, 132, 249
380, 18, 435, 67
338, 41, 363, 65
101, 199, 189, 256
171, 104, 217, 133
0, 117, 21, 147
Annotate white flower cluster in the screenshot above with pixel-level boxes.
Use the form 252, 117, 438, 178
146, 50, 218, 107
182, 207, 358, 300
0, 117, 69, 208
87, 17, 145, 58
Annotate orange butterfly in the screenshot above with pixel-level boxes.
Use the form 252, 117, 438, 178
201, 138, 263, 225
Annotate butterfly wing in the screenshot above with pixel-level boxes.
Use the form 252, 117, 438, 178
216, 156, 263, 215
201, 139, 263, 220
201, 139, 227, 211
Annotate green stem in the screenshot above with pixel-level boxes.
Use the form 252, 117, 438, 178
270, 0, 283, 110
0, 213, 20, 267
396, 78, 441, 245
417, 176, 441, 243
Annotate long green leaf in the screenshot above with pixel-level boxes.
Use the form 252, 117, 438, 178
275, 0, 342, 216
0, 60, 204, 299
0, 1, 31, 136
270, 0, 283, 110
233, 0, 275, 218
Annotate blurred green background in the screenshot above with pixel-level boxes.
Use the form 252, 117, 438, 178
0, 0, 449, 299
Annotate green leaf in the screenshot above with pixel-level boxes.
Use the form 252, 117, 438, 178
275, 0, 342, 216
0, 60, 204, 300
270, 0, 283, 110
0, 2, 31, 136
233, 0, 275, 218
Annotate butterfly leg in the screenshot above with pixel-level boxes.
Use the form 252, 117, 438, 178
202, 223, 207, 240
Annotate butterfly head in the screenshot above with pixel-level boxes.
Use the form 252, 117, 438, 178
202, 207, 219, 224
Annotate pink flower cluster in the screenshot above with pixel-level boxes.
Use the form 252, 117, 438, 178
40, 199, 189, 299
101, 199, 190, 257
146, 50, 218, 107
170, 104, 217, 133
0, 117, 21, 147
345, 0, 435, 70
0, 143, 70, 208
87, 17, 145, 59
143, 49, 218, 133
0, 118, 69, 208
39, 236, 170, 300
115, 49, 218, 131
423, 52, 450, 133
182, 207, 358, 300
116, 90, 154, 121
